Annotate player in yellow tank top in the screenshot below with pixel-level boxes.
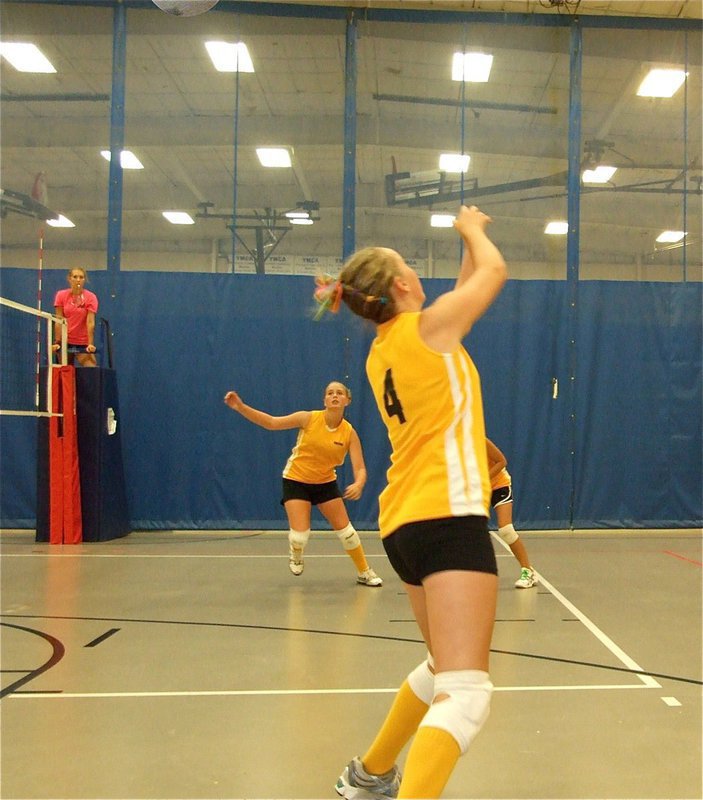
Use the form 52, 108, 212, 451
366, 311, 491, 538
485, 437, 539, 589
317, 205, 507, 799
224, 381, 383, 587
282, 409, 353, 484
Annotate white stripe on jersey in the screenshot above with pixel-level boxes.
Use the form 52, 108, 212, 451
443, 352, 470, 515
457, 350, 484, 508
443, 351, 483, 515
282, 428, 305, 477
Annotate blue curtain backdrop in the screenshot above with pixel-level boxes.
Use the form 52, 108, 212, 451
1, 267, 700, 530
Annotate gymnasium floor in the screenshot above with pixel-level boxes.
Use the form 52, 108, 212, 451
0, 528, 700, 800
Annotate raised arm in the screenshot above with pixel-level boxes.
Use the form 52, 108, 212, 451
224, 390, 310, 431
420, 205, 507, 352
343, 429, 368, 501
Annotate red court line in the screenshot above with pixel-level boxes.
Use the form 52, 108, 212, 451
663, 550, 703, 567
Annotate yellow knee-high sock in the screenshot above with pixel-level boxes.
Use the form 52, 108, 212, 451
361, 679, 429, 775
397, 726, 461, 799
345, 544, 369, 572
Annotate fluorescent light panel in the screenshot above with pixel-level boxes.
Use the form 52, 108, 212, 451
162, 211, 194, 225
205, 41, 254, 73
656, 230, 685, 243
452, 52, 493, 82
545, 221, 568, 235
582, 165, 617, 184
637, 68, 686, 98
290, 218, 314, 226
431, 214, 455, 228
46, 214, 75, 228
256, 147, 291, 168
439, 153, 470, 173
100, 150, 144, 169
0, 42, 56, 73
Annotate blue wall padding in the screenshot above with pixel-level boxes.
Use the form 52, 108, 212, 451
1, 267, 700, 530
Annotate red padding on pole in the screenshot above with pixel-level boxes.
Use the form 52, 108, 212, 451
48, 366, 82, 544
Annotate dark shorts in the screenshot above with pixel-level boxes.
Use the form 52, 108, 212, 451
281, 478, 341, 507
491, 484, 513, 508
382, 515, 498, 586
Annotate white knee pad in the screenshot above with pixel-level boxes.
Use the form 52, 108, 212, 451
288, 529, 310, 550
498, 524, 519, 545
419, 670, 493, 754
406, 656, 435, 705
335, 522, 360, 551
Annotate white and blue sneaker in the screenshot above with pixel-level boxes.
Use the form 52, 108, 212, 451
335, 756, 400, 799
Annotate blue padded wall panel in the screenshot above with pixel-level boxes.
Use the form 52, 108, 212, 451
1, 267, 700, 530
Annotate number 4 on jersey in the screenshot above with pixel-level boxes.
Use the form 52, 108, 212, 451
383, 369, 406, 423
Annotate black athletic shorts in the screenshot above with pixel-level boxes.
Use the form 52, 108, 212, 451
490, 484, 513, 508
382, 515, 498, 586
280, 478, 341, 506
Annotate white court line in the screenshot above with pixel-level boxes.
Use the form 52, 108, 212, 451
0, 553, 514, 559
0, 553, 396, 559
491, 534, 661, 690
9, 684, 652, 699
0, 552, 514, 559
4, 541, 661, 697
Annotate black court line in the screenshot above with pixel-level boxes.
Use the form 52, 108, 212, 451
84, 628, 120, 647
0, 622, 65, 699
2, 614, 701, 687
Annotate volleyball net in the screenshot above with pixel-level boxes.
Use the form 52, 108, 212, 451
0, 296, 67, 417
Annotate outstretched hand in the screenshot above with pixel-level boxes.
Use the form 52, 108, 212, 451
224, 390, 243, 411
453, 204, 492, 237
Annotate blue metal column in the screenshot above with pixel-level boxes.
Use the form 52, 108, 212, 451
342, 12, 358, 260
231, 68, 241, 274
566, 20, 582, 528
106, 2, 127, 295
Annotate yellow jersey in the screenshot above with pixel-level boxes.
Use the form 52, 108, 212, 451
491, 467, 511, 491
282, 410, 353, 484
366, 312, 491, 538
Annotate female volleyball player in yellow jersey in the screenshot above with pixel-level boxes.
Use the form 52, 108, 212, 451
223, 381, 382, 587
317, 204, 507, 799
486, 437, 539, 588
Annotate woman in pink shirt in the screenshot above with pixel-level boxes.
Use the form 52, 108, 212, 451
52, 268, 99, 367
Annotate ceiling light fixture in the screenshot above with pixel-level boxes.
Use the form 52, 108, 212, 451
46, 214, 75, 228
0, 42, 56, 73
544, 221, 568, 235
582, 165, 617, 184
431, 214, 455, 228
439, 153, 470, 173
637, 68, 686, 98
100, 150, 144, 169
656, 230, 685, 243
205, 41, 254, 73
256, 147, 292, 168
162, 211, 195, 225
451, 52, 493, 83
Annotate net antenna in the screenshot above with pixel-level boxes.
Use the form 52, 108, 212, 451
0, 297, 67, 418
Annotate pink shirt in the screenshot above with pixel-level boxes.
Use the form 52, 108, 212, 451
54, 288, 99, 345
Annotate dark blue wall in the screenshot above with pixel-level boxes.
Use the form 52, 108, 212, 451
1, 267, 700, 530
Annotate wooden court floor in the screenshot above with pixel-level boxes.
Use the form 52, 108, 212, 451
1, 528, 701, 800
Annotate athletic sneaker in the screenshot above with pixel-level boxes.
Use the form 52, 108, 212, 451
335, 756, 400, 799
515, 567, 538, 588
288, 546, 304, 576
357, 568, 383, 587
